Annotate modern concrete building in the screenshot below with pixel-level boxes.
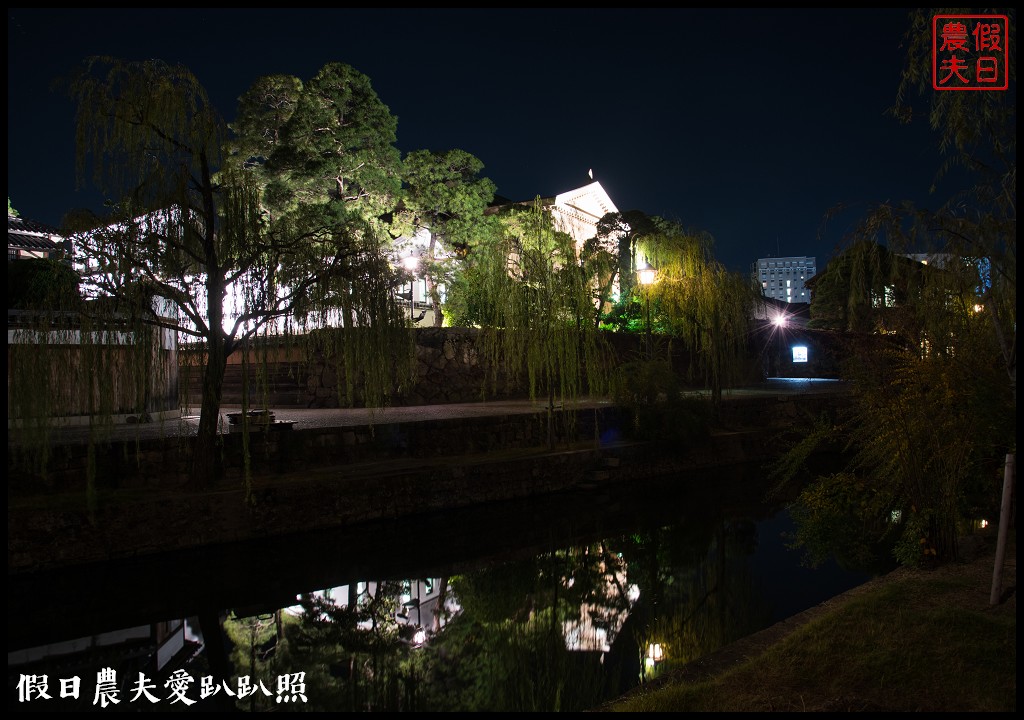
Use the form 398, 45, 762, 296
753, 255, 817, 304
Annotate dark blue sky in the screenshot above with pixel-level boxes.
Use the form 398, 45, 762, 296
8, 8, 963, 273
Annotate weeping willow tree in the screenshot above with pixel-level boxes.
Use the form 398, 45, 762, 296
8, 255, 174, 512
778, 9, 1015, 566
55, 57, 413, 490
459, 200, 613, 446
637, 229, 759, 408
782, 219, 1014, 566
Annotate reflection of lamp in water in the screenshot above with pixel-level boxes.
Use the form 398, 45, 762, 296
402, 254, 419, 321
645, 642, 665, 672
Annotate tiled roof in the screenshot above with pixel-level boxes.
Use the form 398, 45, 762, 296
8, 214, 64, 252
9, 233, 61, 251
8, 214, 59, 235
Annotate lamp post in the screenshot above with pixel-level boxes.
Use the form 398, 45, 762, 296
402, 254, 419, 322
638, 266, 656, 359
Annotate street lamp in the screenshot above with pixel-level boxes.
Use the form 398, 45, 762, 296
638, 266, 656, 359
402, 254, 419, 322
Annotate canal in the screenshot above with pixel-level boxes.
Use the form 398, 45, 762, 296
8, 461, 873, 712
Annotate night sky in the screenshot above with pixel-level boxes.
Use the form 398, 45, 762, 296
8, 8, 963, 273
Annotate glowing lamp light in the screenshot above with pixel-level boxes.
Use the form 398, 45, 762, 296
402, 255, 419, 272
413, 629, 427, 646
638, 268, 656, 285
647, 643, 664, 663
772, 313, 788, 328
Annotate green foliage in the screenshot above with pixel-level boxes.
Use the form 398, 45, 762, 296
397, 149, 496, 253
786, 472, 900, 573
237, 62, 402, 224
458, 200, 613, 416
789, 9, 1016, 569
598, 298, 645, 333
637, 230, 759, 405
8, 197, 19, 217
54, 57, 415, 488
395, 148, 496, 326
7, 258, 82, 311
784, 326, 1013, 568
595, 210, 674, 301
807, 238, 921, 333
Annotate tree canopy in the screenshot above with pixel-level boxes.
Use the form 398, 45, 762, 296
460, 200, 613, 427
394, 148, 496, 326
60, 57, 413, 488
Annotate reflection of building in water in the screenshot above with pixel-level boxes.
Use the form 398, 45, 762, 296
291, 562, 639, 656
288, 578, 461, 643
562, 559, 640, 653
8, 619, 197, 678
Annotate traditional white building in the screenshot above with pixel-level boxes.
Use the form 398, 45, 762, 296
8, 214, 68, 262
398, 180, 624, 326
546, 180, 620, 251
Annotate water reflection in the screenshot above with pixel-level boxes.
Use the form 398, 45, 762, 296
8, 464, 870, 712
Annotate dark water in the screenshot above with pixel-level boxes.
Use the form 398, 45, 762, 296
8, 463, 871, 712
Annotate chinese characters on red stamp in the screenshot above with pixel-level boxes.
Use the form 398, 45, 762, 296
933, 14, 1009, 91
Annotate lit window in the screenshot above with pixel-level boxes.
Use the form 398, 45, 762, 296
792, 346, 808, 363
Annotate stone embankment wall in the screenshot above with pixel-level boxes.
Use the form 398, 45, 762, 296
8, 394, 850, 573
180, 327, 767, 409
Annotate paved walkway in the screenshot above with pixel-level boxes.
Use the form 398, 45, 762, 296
13, 378, 849, 446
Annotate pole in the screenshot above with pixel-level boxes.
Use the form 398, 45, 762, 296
990, 452, 1015, 606
645, 289, 652, 360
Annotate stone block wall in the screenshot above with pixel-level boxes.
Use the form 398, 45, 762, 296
180, 327, 773, 410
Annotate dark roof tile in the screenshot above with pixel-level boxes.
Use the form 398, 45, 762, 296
8, 215, 61, 235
